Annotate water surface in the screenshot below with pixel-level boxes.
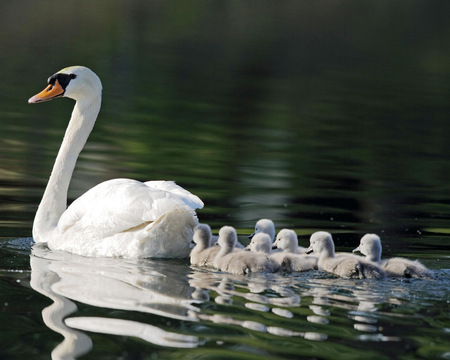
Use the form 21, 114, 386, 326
0, 239, 448, 359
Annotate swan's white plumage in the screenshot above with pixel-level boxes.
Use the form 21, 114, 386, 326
57, 179, 201, 236
30, 66, 203, 258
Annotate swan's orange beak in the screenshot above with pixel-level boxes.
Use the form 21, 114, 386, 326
28, 79, 65, 104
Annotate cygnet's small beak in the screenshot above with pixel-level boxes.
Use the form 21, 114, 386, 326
306, 247, 314, 254
352, 246, 360, 253
248, 232, 255, 239
243, 246, 250, 252
272, 244, 278, 250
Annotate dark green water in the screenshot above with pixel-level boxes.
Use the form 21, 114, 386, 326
1, 1, 449, 359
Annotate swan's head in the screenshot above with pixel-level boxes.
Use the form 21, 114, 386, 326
273, 229, 298, 253
247, 233, 272, 254
306, 231, 334, 256
353, 234, 382, 262
192, 224, 212, 247
249, 218, 275, 241
28, 66, 102, 104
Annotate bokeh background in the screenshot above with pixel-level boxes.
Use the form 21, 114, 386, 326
2, 1, 450, 247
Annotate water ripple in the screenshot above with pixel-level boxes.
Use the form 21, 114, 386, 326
2, 240, 446, 359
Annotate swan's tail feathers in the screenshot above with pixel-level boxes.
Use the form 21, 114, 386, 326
139, 207, 199, 259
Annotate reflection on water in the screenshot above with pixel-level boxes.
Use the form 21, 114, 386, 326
30, 242, 331, 358
188, 270, 327, 342
0, 239, 444, 359
30, 243, 202, 359
31, 243, 199, 321
304, 279, 401, 341
30, 254, 93, 359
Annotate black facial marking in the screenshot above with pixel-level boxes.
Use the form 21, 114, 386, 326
47, 73, 77, 90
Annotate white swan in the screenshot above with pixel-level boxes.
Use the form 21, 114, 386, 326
28, 66, 203, 258
214, 226, 278, 275
273, 229, 307, 254
306, 232, 385, 279
190, 224, 219, 267
247, 232, 315, 272
249, 219, 276, 242
353, 234, 433, 279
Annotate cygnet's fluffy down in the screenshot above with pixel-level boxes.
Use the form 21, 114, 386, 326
190, 224, 219, 267
307, 231, 385, 279
249, 219, 276, 242
269, 229, 317, 271
353, 234, 433, 279
214, 226, 279, 275
273, 228, 308, 254
246, 232, 273, 254
211, 234, 245, 249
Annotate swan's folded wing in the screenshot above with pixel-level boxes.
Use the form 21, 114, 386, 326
57, 179, 203, 236
144, 180, 204, 209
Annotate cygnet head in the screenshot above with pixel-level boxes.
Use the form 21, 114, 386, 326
353, 234, 382, 262
273, 229, 298, 253
247, 233, 272, 254
28, 66, 102, 104
193, 224, 212, 248
249, 218, 276, 241
306, 231, 335, 257
218, 226, 238, 251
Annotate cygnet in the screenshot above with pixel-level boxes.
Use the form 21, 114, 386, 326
190, 224, 219, 267
246, 232, 316, 272
270, 230, 317, 271
353, 234, 433, 279
306, 231, 384, 279
211, 228, 245, 249
214, 226, 279, 275
249, 219, 276, 242
273, 229, 308, 254
246, 232, 273, 254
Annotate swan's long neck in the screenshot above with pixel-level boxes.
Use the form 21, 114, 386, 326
33, 96, 101, 241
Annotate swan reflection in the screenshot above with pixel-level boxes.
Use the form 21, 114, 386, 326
30, 243, 202, 359
188, 270, 327, 341
31, 243, 339, 359
30, 256, 92, 360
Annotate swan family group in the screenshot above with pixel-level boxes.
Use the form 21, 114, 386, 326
190, 219, 433, 279
27, 65, 432, 280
